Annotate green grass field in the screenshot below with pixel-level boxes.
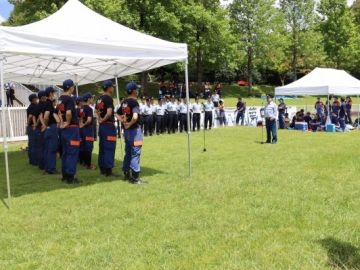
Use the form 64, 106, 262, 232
1, 127, 360, 269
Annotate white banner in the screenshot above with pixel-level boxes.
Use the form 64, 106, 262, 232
212, 106, 297, 127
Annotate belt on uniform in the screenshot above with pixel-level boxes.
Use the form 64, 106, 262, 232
65, 124, 79, 128
168, 111, 176, 114
144, 115, 150, 117
100, 121, 114, 125
265, 117, 272, 120
205, 111, 212, 113
157, 115, 164, 117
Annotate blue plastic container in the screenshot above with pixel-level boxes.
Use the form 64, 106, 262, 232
326, 124, 335, 132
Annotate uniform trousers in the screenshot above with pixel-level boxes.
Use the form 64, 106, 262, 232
168, 111, 177, 133
345, 109, 352, 124
204, 111, 212, 129
265, 118, 277, 142
143, 115, 152, 135
156, 115, 164, 134
61, 126, 80, 176
27, 125, 38, 165
179, 113, 188, 132
44, 124, 59, 173
193, 113, 200, 131
98, 123, 116, 169
236, 111, 245, 125
36, 127, 45, 170
122, 127, 142, 173
80, 126, 94, 166
278, 113, 285, 129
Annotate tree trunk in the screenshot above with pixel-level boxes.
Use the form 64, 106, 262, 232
293, 43, 297, 81
279, 74, 285, 86
247, 47, 253, 97
141, 71, 148, 96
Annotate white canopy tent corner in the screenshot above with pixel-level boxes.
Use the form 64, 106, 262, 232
0, 0, 191, 208
275, 67, 360, 121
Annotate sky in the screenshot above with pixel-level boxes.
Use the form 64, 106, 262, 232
0, 0, 356, 24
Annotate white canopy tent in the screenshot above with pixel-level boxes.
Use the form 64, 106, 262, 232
0, 0, 191, 208
275, 67, 360, 95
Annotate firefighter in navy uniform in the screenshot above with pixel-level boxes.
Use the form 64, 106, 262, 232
95, 80, 118, 177
80, 92, 96, 170
56, 80, 81, 184
278, 98, 286, 129
117, 81, 147, 184
43, 87, 60, 174
34, 90, 46, 170
75, 96, 85, 165
27, 93, 38, 166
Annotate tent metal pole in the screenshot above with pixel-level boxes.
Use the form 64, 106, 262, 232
114, 75, 123, 157
74, 75, 79, 96
305, 94, 308, 112
0, 53, 12, 209
184, 60, 191, 178
356, 95, 360, 126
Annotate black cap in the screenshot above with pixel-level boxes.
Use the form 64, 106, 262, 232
238, 96, 242, 99
267, 94, 274, 99
279, 98, 283, 101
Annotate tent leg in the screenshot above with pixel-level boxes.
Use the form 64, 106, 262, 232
0, 53, 12, 209
114, 76, 123, 157
74, 74, 79, 96
184, 60, 191, 178
357, 95, 359, 126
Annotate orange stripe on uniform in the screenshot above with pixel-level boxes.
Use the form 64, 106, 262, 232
107, 136, 117, 141
85, 136, 94, 141
134, 140, 143, 146
70, 140, 80, 146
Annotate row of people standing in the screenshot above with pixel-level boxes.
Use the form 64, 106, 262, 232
26, 80, 147, 184
315, 95, 352, 123
137, 95, 216, 136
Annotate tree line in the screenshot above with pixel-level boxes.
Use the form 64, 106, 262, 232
3, 0, 360, 96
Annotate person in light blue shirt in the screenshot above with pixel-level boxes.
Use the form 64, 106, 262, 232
264, 94, 278, 144
204, 95, 214, 130
179, 97, 190, 132
166, 95, 178, 133
142, 98, 153, 136
191, 97, 202, 131
155, 98, 165, 135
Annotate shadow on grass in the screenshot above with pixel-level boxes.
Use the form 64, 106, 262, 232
0, 150, 163, 200
318, 237, 360, 269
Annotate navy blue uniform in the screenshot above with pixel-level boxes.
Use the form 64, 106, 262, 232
27, 103, 38, 165
57, 95, 80, 177
339, 102, 346, 131
118, 98, 142, 174
96, 95, 116, 170
236, 101, 245, 125
43, 99, 59, 173
80, 105, 95, 167
278, 102, 286, 129
34, 101, 45, 170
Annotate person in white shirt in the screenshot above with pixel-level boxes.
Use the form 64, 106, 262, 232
203, 96, 214, 130
191, 97, 202, 131
211, 90, 220, 108
264, 94, 278, 144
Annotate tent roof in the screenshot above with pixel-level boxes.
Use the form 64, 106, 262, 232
0, 0, 187, 85
275, 67, 360, 95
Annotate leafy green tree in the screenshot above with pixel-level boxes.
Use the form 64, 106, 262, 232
317, 0, 359, 69
279, 0, 317, 80
4, 0, 67, 26
229, 0, 284, 96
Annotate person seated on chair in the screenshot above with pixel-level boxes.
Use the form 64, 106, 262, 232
290, 112, 298, 128
310, 113, 321, 132
295, 112, 305, 123
303, 112, 312, 126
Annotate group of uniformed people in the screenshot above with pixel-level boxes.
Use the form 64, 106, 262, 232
135, 94, 217, 136
26, 80, 148, 184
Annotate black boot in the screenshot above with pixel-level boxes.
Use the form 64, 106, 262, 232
61, 171, 66, 181
100, 166, 106, 175
105, 168, 119, 177
123, 171, 130, 181
131, 172, 148, 184
66, 175, 82, 184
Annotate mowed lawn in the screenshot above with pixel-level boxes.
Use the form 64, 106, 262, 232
0, 127, 360, 269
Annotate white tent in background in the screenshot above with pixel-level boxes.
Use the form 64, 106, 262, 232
0, 0, 191, 208
275, 67, 360, 95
